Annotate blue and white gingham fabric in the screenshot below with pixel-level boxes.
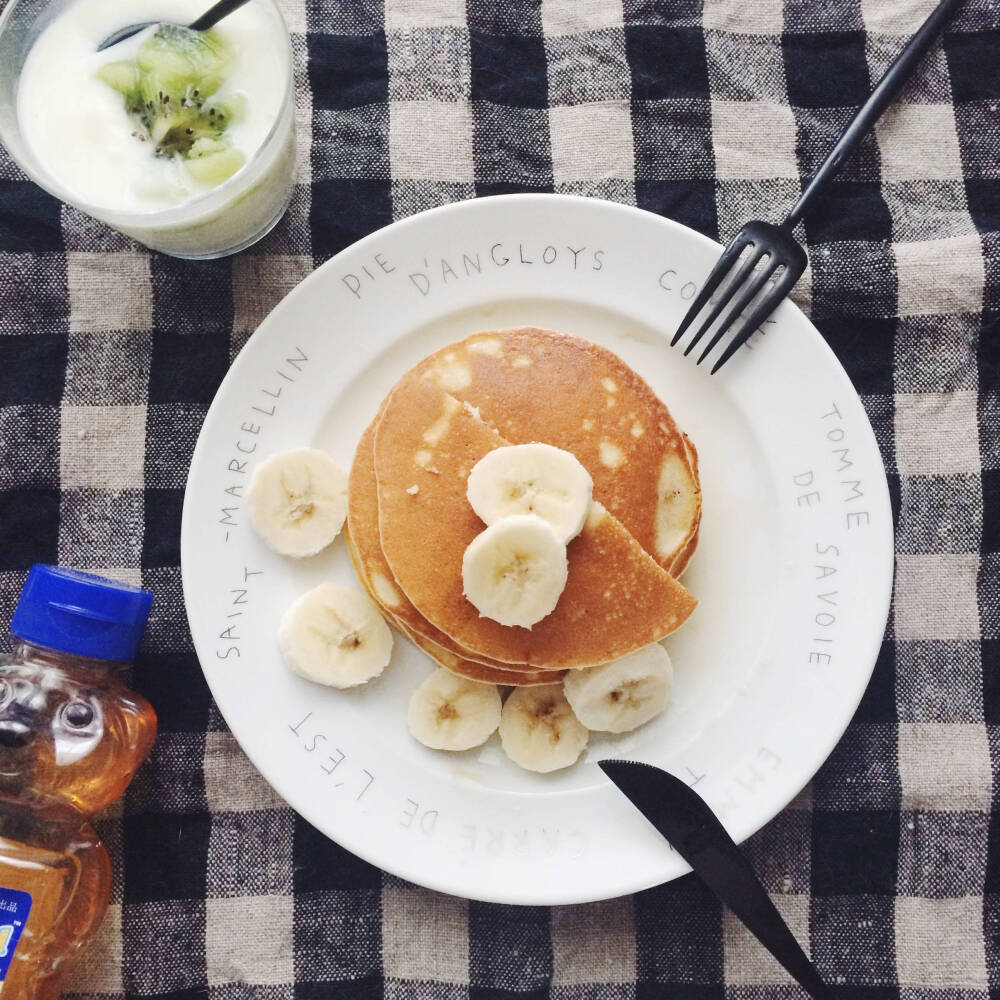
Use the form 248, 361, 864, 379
0, 0, 998, 995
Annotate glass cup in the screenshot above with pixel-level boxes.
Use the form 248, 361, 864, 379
0, 0, 295, 259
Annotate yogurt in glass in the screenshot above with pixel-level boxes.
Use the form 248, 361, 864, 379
0, 0, 294, 257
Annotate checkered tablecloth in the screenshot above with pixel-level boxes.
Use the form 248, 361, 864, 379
0, 0, 998, 995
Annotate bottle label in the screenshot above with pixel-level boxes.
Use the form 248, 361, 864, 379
0, 888, 31, 985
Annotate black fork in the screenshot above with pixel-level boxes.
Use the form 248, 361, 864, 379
672, 0, 965, 373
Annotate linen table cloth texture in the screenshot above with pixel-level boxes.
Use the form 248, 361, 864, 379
0, 0, 997, 995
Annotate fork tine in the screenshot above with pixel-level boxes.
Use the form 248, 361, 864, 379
683, 246, 770, 357
695, 258, 781, 366
709, 265, 799, 374
670, 237, 753, 347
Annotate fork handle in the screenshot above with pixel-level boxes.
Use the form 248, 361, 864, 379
783, 0, 965, 230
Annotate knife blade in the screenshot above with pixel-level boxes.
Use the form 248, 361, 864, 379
599, 759, 832, 1000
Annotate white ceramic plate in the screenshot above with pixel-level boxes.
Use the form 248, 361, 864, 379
181, 194, 893, 905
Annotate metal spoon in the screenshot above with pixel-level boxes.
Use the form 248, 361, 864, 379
97, 0, 250, 51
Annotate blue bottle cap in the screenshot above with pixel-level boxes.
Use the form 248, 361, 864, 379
11, 565, 153, 663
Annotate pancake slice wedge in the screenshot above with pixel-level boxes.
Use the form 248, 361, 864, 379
373, 376, 697, 669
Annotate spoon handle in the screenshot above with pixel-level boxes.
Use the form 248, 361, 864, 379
188, 0, 252, 32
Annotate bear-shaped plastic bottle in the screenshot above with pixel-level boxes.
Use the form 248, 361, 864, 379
0, 565, 155, 998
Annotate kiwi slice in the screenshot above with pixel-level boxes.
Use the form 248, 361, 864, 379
96, 60, 138, 95
97, 24, 244, 169
185, 137, 246, 185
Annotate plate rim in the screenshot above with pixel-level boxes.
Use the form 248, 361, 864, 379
181, 192, 895, 903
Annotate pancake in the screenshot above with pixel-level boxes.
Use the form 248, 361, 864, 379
405, 328, 701, 576
345, 525, 558, 686
347, 419, 544, 675
394, 621, 562, 687
373, 377, 697, 669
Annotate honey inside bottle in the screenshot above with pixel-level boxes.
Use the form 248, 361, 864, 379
0, 566, 155, 998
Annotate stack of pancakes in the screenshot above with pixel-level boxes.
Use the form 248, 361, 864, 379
346, 328, 701, 686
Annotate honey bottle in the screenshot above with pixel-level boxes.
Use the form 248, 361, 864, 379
0, 565, 156, 998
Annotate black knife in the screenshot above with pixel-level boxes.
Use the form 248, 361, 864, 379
599, 759, 832, 1000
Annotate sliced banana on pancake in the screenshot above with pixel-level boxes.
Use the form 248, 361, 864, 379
248, 447, 348, 558
462, 514, 568, 629
466, 442, 593, 542
499, 684, 589, 773
407, 667, 501, 751
655, 448, 701, 578
278, 583, 392, 688
563, 643, 673, 733
670, 433, 701, 578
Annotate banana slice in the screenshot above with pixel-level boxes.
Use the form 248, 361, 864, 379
466, 443, 594, 542
563, 643, 673, 733
278, 583, 392, 688
462, 514, 568, 628
407, 667, 502, 751
499, 684, 589, 773
247, 448, 348, 558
